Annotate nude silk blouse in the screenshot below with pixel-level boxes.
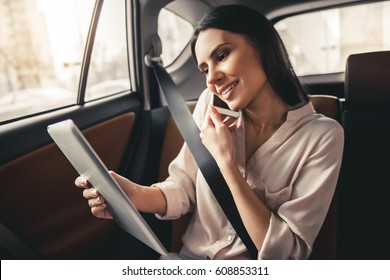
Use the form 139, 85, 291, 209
154, 89, 344, 260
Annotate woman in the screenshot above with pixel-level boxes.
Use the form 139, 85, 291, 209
76, 5, 344, 259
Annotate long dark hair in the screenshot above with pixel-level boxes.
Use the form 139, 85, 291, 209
191, 5, 308, 107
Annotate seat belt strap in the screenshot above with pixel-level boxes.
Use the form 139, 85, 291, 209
150, 60, 258, 259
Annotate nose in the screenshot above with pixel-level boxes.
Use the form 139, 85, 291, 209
207, 65, 224, 85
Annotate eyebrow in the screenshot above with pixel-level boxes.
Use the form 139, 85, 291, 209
197, 42, 231, 68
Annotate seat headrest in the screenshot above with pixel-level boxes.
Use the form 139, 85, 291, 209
309, 95, 341, 123
345, 50, 390, 111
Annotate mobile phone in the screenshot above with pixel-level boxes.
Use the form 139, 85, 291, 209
211, 94, 240, 118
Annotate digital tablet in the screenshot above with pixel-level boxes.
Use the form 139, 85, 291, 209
47, 119, 168, 256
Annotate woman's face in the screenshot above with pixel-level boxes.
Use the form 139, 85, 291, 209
195, 28, 269, 111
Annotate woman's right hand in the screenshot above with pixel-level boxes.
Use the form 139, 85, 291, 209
75, 171, 167, 218
74, 176, 113, 219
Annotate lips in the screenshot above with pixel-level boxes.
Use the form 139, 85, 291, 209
220, 81, 238, 96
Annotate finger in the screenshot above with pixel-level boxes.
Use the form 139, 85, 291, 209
75, 176, 90, 188
223, 116, 237, 127
208, 105, 223, 126
83, 187, 99, 199
91, 204, 112, 219
228, 122, 237, 132
222, 116, 238, 131
88, 195, 105, 208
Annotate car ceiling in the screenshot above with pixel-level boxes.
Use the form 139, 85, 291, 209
138, 0, 373, 104
165, 0, 367, 24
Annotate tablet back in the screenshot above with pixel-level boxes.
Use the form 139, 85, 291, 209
47, 119, 168, 256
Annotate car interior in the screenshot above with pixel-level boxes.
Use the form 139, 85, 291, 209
0, 0, 389, 260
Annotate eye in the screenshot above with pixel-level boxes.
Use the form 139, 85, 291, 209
217, 50, 229, 62
200, 66, 208, 76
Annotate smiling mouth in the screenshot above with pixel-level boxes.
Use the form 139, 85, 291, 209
221, 81, 238, 96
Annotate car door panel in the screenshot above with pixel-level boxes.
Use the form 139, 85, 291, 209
0, 111, 139, 259
0, 94, 141, 164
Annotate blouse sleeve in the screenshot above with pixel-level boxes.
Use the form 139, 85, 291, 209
258, 120, 344, 259
154, 89, 211, 220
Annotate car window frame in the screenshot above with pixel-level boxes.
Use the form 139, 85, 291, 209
0, 0, 138, 125
271, 1, 390, 77
0, 0, 142, 164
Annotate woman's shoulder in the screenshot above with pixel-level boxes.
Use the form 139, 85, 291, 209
307, 111, 344, 141
294, 101, 344, 138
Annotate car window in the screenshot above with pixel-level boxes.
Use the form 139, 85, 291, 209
275, 1, 390, 76
158, 8, 194, 66
85, 0, 130, 102
0, 0, 94, 123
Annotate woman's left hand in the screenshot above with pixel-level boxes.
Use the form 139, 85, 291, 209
200, 105, 237, 166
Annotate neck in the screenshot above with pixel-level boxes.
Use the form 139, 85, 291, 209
243, 87, 289, 133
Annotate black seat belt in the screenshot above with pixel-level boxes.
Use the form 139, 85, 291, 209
149, 59, 258, 259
